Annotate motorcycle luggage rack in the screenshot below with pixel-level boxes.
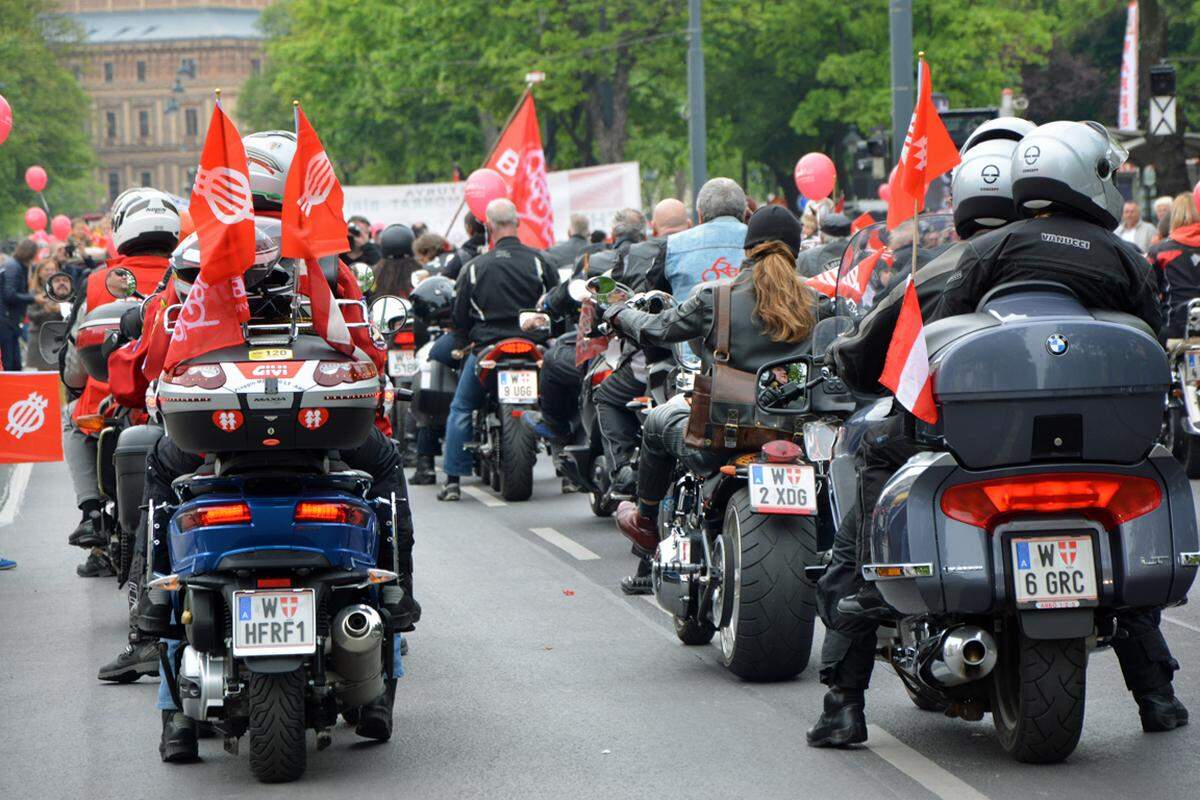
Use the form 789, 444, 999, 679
162, 298, 374, 347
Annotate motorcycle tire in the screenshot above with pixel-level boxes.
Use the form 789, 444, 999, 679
248, 668, 308, 783
1169, 406, 1200, 478
674, 615, 716, 645
717, 488, 817, 682
990, 628, 1087, 764
498, 412, 536, 501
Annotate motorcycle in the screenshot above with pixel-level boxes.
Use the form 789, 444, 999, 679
374, 296, 418, 449
465, 334, 544, 501
1165, 297, 1200, 476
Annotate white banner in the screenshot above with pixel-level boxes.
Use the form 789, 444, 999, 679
342, 162, 641, 246
1118, 1, 1139, 131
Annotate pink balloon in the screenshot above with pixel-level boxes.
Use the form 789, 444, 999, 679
25, 207, 47, 232
51, 214, 72, 241
793, 152, 837, 201
878, 183, 892, 203
1193, 180, 1200, 216
464, 168, 509, 220
0, 93, 11, 146
25, 165, 47, 193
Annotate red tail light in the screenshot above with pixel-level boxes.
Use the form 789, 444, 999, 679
177, 502, 252, 532
294, 501, 370, 527
590, 368, 613, 386
481, 338, 539, 363
940, 472, 1162, 530
256, 577, 291, 588
761, 440, 803, 463
392, 330, 415, 348
314, 360, 378, 387
164, 363, 226, 389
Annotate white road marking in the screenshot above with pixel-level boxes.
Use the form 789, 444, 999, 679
529, 527, 601, 561
1163, 614, 1200, 634
462, 485, 507, 507
0, 463, 33, 527
865, 725, 990, 800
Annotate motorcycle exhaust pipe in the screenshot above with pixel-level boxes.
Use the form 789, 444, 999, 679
329, 604, 385, 708
926, 625, 998, 687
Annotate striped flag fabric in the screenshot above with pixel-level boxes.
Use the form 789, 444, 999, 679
878, 276, 938, 423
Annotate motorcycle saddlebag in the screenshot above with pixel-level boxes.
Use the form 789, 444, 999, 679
75, 299, 141, 383
114, 424, 164, 534
411, 357, 456, 425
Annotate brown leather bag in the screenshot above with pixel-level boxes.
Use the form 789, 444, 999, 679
684, 283, 802, 450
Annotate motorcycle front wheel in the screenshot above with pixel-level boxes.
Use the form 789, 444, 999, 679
248, 668, 308, 783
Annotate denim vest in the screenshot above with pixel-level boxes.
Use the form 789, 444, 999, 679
664, 216, 748, 300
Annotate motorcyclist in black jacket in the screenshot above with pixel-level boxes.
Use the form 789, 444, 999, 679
437, 198, 559, 500
441, 211, 487, 282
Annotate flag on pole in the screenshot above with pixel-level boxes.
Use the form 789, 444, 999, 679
886, 57, 961, 230
1117, 1, 1140, 131
879, 276, 938, 423
485, 92, 555, 249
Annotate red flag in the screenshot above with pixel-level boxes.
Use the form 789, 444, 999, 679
886, 58, 961, 230
485, 92, 555, 249
879, 277, 938, 423
189, 104, 256, 281
297, 258, 354, 356
164, 274, 250, 371
0, 372, 64, 463
851, 212, 874, 234
282, 105, 348, 260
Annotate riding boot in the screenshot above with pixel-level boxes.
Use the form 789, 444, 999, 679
806, 688, 868, 748
1135, 688, 1189, 732
355, 678, 397, 741
410, 455, 436, 485
159, 710, 199, 763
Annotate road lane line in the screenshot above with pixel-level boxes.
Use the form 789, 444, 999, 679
462, 485, 507, 507
1164, 614, 1200, 634
0, 463, 32, 527
865, 725, 990, 800
529, 527, 600, 561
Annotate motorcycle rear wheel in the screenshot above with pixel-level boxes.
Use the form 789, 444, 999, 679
248, 668, 308, 783
498, 412, 536, 501
990, 628, 1087, 763
716, 488, 817, 682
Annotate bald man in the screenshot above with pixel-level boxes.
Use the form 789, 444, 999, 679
600, 198, 692, 594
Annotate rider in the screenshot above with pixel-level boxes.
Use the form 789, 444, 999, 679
441, 211, 487, 282
607, 206, 817, 549
796, 212, 852, 277
1147, 192, 1200, 340
374, 223, 419, 297
435, 198, 559, 501
664, 177, 748, 300
809, 120, 1185, 749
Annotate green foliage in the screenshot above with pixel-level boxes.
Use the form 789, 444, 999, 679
0, 1, 99, 236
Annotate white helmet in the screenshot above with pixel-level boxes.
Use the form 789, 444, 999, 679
242, 130, 297, 211
961, 117, 1036, 154
111, 187, 181, 255
1012, 120, 1127, 229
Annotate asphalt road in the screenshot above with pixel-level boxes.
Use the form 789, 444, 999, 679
2, 456, 1199, 799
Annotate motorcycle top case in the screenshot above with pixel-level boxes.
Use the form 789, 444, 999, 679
114, 424, 164, 534
926, 289, 1168, 469
410, 352, 456, 425
75, 299, 141, 383
156, 334, 381, 455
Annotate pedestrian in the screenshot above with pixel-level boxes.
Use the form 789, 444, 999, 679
26, 259, 62, 371
441, 212, 486, 281
414, 232, 453, 273
1116, 201, 1157, 252
344, 214, 383, 266
590, 229, 608, 245
0, 239, 37, 371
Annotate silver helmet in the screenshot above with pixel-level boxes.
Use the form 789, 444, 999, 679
952, 138, 1019, 238
242, 130, 297, 211
170, 217, 292, 301
1011, 120, 1127, 229
961, 117, 1037, 154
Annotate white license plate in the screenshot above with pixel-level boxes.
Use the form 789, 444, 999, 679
232, 589, 317, 656
497, 370, 538, 404
388, 349, 418, 377
1011, 536, 1098, 609
748, 463, 817, 515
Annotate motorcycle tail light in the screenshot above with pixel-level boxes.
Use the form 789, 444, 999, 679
164, 363, 226, 389
315, 360, 378, 387
761, 440, 803, 463
75, 413, 109, 435
494, 338, 537, 356
177, 502, 252, 532
392, 330, 416, 348
940, 473, 1161, 530
256, 577, 291, 588
294, 501, 370, 527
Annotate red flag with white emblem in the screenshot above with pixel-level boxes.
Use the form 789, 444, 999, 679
879, 276, 938, 423
886, 57, 961, 230
485, 92, 555, 249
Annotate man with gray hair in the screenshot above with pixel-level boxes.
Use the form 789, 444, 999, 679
543, 212, 592, 270
664, 177, 748, 300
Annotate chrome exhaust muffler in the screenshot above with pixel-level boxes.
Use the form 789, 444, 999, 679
926, 625, 998, 687
329, 604, 385, 708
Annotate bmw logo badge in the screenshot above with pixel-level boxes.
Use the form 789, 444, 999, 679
1046, 334, 1069, 355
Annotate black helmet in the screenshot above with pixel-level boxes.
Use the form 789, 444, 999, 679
379, 224, 415, 259
409, 275, 455, 323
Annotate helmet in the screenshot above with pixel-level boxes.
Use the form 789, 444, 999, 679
242, 131, 297, 211
111, 187, 181, 255
951, 139, 1019, 238
379, 224, 415, 259
170, 217, 291, 300
961, 117, 1037, 154
409, 275, 455, 324
1011, 120, 1127, 229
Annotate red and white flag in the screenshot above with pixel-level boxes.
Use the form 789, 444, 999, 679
886, 57, 961, 230
879, 276, 937, 424
485, 92, 555, 249
281, 104, 353, 355
165, 103, 254, 371
1118, 2, 1139, 131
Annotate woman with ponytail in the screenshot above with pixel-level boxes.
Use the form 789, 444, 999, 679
602, 205, 818, 550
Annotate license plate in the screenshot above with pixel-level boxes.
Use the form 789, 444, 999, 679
748, 463, 817, 515
388, 349, 418, 377
1010, 536, 1098, 609
232, 589, 317, 656
497, 370, 538, 404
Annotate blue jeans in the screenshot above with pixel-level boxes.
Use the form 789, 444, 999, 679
443, 353, 486, 477
428, 333, 461, 369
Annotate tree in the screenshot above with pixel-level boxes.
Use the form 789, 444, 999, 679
0, 1, 99, 235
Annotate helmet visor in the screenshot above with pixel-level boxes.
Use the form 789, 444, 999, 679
1083, 121, 1128, 175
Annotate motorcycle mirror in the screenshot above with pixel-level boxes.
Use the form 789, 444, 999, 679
585, 275, 632, 305
351, 262, 374, 294
755, 358, 814, 414
568, 278, 589, 303
37, 320, 69, 365
369, 294, 409, 335
44, 271, 76, 303
105, 267, 140, 300
518, 310, 551, 333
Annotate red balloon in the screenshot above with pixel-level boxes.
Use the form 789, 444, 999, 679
25, 165, 47, 193
25, 207, 47, 232
793, 152, 837, 201
51, 214, 72, 241
0, 93, 11, 146
464, 168, 509, 220
878, 183, 892, 203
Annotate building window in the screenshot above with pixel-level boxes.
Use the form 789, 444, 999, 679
251, 58, 261, 76
104, 62, 113, 82
137, 61, 146, 82
105, 111, 117, 141
108, 172, 121, 201
185, 108, 198, 137
184, 167, 197, 193
138, 110, 150, 140
180, 58, 196, 77
141, 170, 152, 187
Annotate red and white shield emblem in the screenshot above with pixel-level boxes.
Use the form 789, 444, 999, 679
1057, 540, 1078, 565
280, 596, 298, 618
